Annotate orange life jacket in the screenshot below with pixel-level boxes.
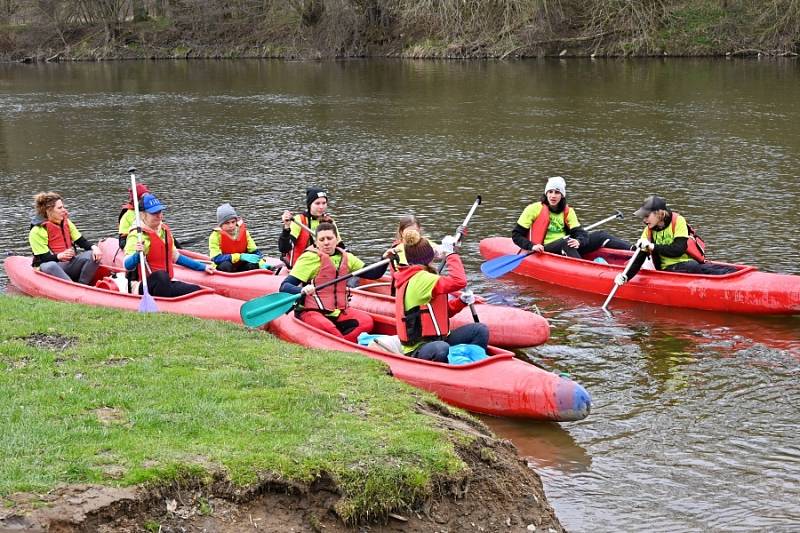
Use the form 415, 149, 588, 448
132, 224, 174, 279
529, 203, 571, 245
43, 218, 74, 255
303, 249, 349, 313
394, 265, 450, 344
219, 222, 249, 254
283, 214, 312, 268
647, 212, 706, 263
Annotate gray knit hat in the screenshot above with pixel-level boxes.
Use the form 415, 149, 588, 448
216, 203, 238, 225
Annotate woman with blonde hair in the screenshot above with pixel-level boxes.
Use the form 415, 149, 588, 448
392, 229, 486, 363
28, 192, 102, 285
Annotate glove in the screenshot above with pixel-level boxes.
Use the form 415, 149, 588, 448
456, 225, 468, 237
440, 235, 458, 255
240, 253, 261, 264
636, 238, 654, 252
459, 289, 476, 305
614, 273, 627, 286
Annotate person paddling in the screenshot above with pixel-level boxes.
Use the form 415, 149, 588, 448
279, 222, 386, 342
118, 182, 150, 250
123, 194, 214, 297
29, 192, 102, 285
614, 195, 736, 286
393, 229, 486, 363
512, 176, 630, 258
278, 188, 342, 268
209, 203, 272, 273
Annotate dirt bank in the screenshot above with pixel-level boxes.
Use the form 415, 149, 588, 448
0, 406, 564, 533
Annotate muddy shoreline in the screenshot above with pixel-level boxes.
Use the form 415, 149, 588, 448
0, 408, 564, 532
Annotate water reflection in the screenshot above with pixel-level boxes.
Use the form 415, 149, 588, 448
480, 418, 592, 473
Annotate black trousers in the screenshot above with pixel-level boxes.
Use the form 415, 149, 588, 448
545, 231, 631, 259
664, 260, 737, 275
139, 270, 201, 297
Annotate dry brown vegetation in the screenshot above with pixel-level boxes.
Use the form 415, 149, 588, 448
1, 0, 798, 60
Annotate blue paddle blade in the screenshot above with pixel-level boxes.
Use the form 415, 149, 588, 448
240, 292, 302, 328
138, 289, 158, 313
480, 253, 529, 279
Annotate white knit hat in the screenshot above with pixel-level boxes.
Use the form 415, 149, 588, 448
544, 176, 567, 196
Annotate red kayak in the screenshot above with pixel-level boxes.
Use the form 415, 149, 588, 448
4, 256, 243, 323
267, 311, 590, 422
98, 239, 550, 348
480, 237, 800, 315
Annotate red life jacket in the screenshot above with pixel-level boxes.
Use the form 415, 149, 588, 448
528, 203, 571, 245
132, 224, 174, 279
219, 222, 249, 254
43, 218, 74, 255
303, 249, 349, 313
283, 214, 312, 267
394, 265, 450, 344
647, 212, 706, 263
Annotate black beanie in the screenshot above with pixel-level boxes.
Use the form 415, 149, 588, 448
306, 188, 327, 212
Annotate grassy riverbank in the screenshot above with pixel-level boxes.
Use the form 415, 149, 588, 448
0, 294, 561, 531
2, 0, 798, 61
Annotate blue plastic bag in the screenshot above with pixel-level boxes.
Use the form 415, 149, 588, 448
447, 344, 488, 365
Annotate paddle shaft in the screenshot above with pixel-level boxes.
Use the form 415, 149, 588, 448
438, 195, 481, 274
129, 169, 152, 297
438, 196, 482, 322
601, 248, 643, 312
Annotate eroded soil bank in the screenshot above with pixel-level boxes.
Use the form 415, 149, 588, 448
0, 407, 564, 533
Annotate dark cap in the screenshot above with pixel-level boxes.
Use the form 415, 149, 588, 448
634, 195, 668, 218
306, 188, 327, 211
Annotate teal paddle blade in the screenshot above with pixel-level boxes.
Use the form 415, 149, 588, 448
240, 292, 301, 328
480, 253, 531, 279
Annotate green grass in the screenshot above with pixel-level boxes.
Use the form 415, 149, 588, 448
0, 295, 468, 522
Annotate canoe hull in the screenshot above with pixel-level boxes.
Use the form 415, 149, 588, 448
4, 256, 243, 323
268, 313, 590, 422
480, 237, 800, 315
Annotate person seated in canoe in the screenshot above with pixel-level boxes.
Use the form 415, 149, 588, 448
278, 187, 343, 268
118, 181, 150, 250
614, 195, 737, 286
29, 191, 103, 285
123, 194, 214, 297
209, 203, 274, 273
387, 215, 447, 270
393, 229, 487, 363
512, 176, 630, 259
279, 222, 386, 342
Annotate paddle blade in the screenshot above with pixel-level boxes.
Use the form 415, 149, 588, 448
240, 292, 301, 328
138, 289, 158, 313
480, 254, 528, 279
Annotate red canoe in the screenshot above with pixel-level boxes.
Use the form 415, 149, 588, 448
98, 239, 550, 348
4, 256, 243, 322
480, 237, 800, 315
267, 311, 590, 422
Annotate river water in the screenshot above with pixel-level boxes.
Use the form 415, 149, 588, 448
1, 59, 798, 532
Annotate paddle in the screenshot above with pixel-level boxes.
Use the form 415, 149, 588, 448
601, 247, 644, 314
438, 196, 482, 322
128, 167, 158, 313
480, 209, 624, 279
240, 258, 391, 328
